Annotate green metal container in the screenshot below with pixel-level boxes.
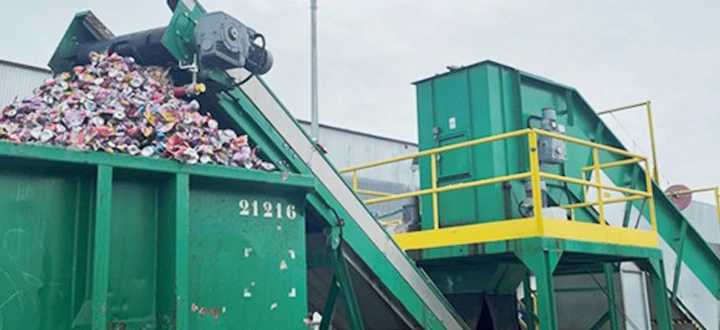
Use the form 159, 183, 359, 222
414, 61, 586, 229
415, 63, 525, 227
0, 142, 314, 329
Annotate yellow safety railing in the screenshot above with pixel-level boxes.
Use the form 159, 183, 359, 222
666, 187, 720, 231
598, 101, 659, 183
340, 129, 659, 250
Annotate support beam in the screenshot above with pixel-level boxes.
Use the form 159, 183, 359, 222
324, 219, 365, 330
671, 220, 688, 300
319, 276, 340, 330
622, 166, 640, 228
588, 311, 610, 330
174, 173, 190, 330
92, 165, 113, 329
516, 250, 562, 330
603, 264, 619, 330
644, 260, 672, 330
330, 245, 365, 330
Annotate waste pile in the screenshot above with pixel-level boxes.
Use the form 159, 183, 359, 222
0, 52, 275, 170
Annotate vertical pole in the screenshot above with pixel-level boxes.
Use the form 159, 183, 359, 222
528, 132, 543, 231
310, 0, 320, 140
644, 160, 658, 233
92, 165, 113, 330
430, 153, 439, 230
714, 187, 720, 233
351, 171, 358, 193
581, 169, 589, 204
593, 148, 605, 226
175, 173, 190, 330
603, 264, 620, 330
645, 101, 660, 183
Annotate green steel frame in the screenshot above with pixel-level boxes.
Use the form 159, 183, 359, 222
409, 237, 672, 329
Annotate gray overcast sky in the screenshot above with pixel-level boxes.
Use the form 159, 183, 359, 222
2, 0, 720, 202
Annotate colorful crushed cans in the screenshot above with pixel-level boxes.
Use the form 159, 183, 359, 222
0, 52, 275, 171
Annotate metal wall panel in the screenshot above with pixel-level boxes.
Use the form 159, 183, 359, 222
682, 201, 720, 255
0, 59, 52, 107
297, 121, 420, 226
298, 121, 418, 189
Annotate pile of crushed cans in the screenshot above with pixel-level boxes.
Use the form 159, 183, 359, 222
0, 52, 275, 170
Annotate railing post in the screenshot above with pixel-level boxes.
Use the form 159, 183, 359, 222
528, 132, 543, 231
714, 188, 720, 233
430, 152, 440, 230
352, 170, 358, 192
582, 169, 589, 205
645, 101, 660, 183
644, 160, 658, 232
593, 148, 605, 226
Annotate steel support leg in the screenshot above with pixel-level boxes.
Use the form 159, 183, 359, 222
671, 221, 688, 300
644, 259, 672, 330
319, 276, 340, 330
603, 264, 620, 330
322, 219, 365, 330
517, 250, 561, 330
330, 249, 364, 330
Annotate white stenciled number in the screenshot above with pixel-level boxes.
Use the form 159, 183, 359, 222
239, 199, 297, 219
239, 199, 250, 216
286, 204, 297, 220
251, 200, 259, 216
263, 201, 273, 218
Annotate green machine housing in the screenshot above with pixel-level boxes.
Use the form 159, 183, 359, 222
412, 60, 720, 329
415, 60, 583, 228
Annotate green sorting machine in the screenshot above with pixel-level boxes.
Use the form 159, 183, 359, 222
405, 61, 720, 329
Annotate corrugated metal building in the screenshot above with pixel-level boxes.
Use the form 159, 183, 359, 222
0, 59, 52, 107
682, 201, 720, 257
297, 120, 419, 222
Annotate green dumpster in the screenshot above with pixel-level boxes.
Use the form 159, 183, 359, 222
0, 142, 314, 329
